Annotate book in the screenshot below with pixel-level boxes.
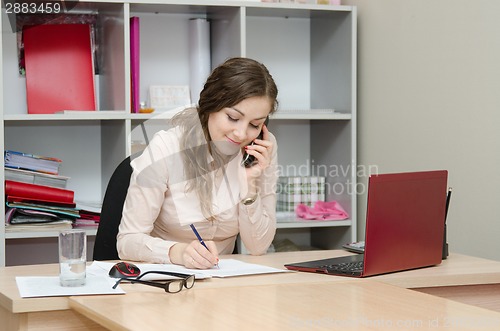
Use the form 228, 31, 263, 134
5, 222, 73, 233
23, 23, 96, 114
78, 209, 100, 221
5, 180, 74, 204
130, 16, 140, 113
7, 196, 76, 209
75, 201, 102, 214
5, 207, 74, 232
5, 201, 79, 219
73, 218, 99, 228
5, 207, 74, 224
4, 150, 62, 175
4, 167, 69, 189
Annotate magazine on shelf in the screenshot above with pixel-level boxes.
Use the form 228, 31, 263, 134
74, 201, 101, 227
5, 207, 74, 224
4, 150, 62, 175
5, 201, 79, 219
5, 221, 73, 232
4, 207, 74, 232
6, 196, 76, 208
73, 219, 99, 228
4, 167, 69, 189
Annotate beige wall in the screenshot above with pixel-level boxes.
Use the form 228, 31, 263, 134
343, 0, 500, 260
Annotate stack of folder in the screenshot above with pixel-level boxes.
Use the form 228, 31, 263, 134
3, 150, 101, 231
74, 204, 101, 229
4, 180, 77, 232
4, 180, 102, 232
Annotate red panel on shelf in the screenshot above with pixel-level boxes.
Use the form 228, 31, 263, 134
23, 24, 96, 114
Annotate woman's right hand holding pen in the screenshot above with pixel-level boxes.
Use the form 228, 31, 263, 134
185, 240, 219, 269
169, 241, 219, 269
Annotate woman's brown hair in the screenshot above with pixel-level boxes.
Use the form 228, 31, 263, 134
172, 57, 278, 221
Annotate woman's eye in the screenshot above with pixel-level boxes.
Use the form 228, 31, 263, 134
250, 123, 260, 129
227, 115, 237, 122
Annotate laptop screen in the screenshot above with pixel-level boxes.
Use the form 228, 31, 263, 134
362, 170, 448, 277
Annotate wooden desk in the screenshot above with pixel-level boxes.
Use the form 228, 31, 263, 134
259, 250, 500, 311
70, 280, 500, 331
2, 251, 500, 331
0, 251, 352, 331
230, 250, 500, 287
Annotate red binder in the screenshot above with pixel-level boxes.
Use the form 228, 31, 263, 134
130, 17, 140, 113
23, 24, 96, 114
6, 195, 76, 208
5, 180, 74, 204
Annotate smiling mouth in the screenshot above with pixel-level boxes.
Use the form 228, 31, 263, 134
226, 136, 241, 145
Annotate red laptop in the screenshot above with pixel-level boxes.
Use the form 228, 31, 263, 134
285, 170, 448, 277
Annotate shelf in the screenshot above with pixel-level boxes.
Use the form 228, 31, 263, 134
4, 110, 352, 121
4, 111, 127, 121
3, 112, 179, 121
129, 1, 353, 16
271, 111, 351, 120
5, 228, 98, 239
277, 219, 352, 229
276, 211, 352, 229
245, 2, 353, 17
1, 0, 356, 266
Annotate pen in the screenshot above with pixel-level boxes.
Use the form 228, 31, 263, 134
442, 187, 452, 260
445, 187, 452, 221
189, 224, 219, 268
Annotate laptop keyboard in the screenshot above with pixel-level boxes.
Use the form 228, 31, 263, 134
322, 261, 364, 273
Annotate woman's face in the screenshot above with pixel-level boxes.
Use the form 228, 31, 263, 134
208, 96, 272, 156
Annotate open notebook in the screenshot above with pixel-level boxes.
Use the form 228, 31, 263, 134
285, 170, 448, 277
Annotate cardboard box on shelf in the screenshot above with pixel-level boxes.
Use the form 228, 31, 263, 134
277, 176, 325, 212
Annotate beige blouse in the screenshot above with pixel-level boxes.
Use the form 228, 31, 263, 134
117, 127, 278, 263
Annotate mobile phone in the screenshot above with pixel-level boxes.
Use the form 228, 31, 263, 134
242, 117, 269, 168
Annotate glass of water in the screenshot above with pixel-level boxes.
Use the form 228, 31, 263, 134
58, 229, 87, 287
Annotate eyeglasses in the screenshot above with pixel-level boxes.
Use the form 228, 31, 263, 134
112, 271, 195, 293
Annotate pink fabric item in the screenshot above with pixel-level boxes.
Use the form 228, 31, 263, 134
295, 201, 349, 221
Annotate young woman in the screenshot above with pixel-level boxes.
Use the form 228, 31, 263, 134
117, 57, 279, 269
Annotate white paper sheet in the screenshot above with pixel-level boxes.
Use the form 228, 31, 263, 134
16, 260, 288, 298
90, 259, 288, 280
16, 275, 125, 298
194, 259, 289, 278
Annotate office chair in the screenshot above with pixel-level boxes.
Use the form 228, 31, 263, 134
93, 155, 134, 261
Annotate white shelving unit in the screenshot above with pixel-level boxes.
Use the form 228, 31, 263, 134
0, 0, 357, 266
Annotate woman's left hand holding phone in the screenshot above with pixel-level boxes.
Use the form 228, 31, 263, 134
244, 124, 273, 177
